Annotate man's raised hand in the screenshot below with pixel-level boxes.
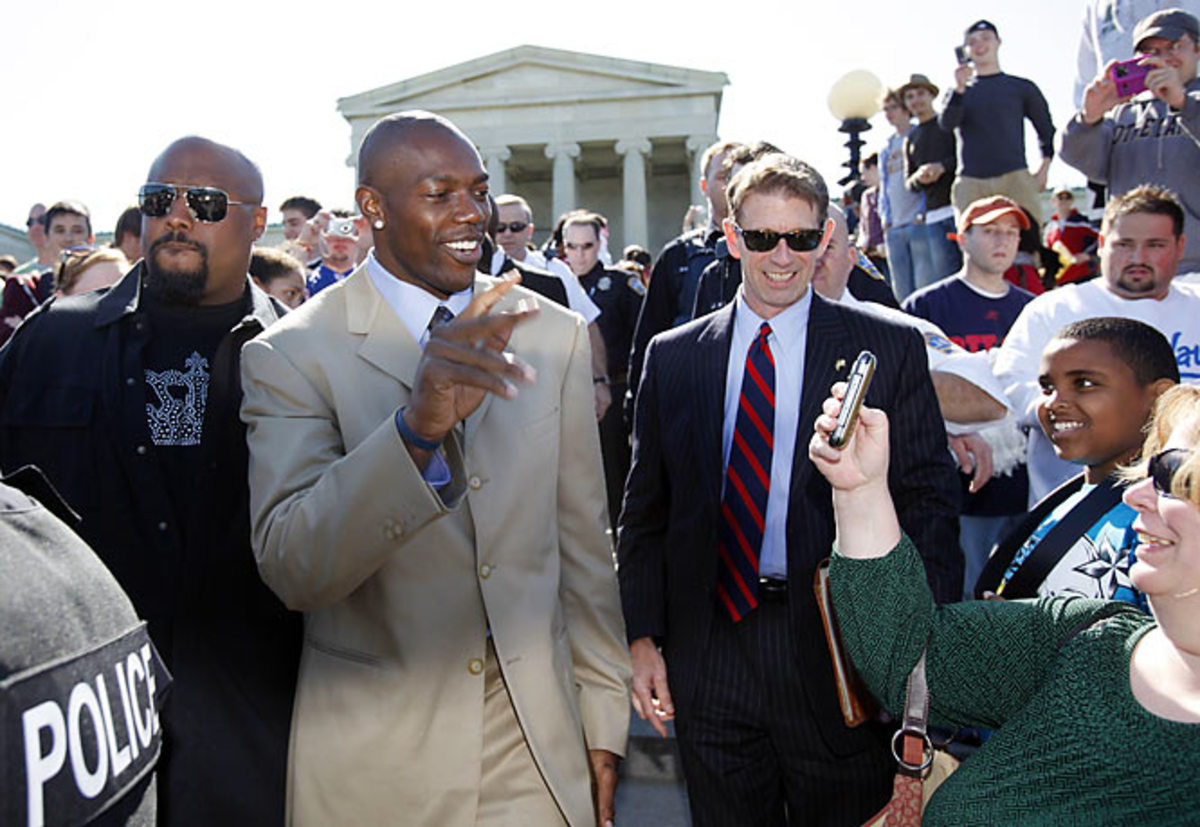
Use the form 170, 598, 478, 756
403, 276, 538, 453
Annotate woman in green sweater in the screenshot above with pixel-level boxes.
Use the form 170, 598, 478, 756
809, 383, 1200, 825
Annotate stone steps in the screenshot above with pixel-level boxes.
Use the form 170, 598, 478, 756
615, 708, 691, 825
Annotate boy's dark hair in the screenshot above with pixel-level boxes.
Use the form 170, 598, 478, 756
1102, 184, 1185, 237
863, 153, 879, 169
113, 206, 141, 243
249, 246, 305, 286
1056, 317, 1180, 385
44, 200, 92, 236
279, 196, 322, 218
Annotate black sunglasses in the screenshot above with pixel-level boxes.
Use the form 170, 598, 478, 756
734, 224, 824, 253
495, 221, 529, 234
1148, 448, 1191, 498
138, 183, 256, 223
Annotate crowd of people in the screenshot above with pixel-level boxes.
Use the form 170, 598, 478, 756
2, 4, 1200, 826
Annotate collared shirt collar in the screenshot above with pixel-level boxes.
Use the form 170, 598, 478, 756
366, 250, 473, 345
732, 284, 812, 351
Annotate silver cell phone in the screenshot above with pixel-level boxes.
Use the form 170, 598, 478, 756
828, 351, 877, 449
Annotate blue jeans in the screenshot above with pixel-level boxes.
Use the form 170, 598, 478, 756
884, 223, 927, 302
913, 217, 962, 292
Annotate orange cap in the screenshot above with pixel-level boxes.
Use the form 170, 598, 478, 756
957, 195, 1031, 235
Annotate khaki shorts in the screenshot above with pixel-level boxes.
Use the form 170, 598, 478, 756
952, 169, 1044, 225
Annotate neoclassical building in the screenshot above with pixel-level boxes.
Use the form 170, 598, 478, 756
337, 45, 728, 254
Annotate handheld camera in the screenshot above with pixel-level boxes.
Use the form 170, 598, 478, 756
324, 218, 360, 240
1110, 58, 1151, 98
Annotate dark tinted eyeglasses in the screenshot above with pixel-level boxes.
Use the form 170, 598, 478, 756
1148, 448, 1191, 498
495, 221, 529, 234
138, 183, 257, 223
734, 224, 824, 253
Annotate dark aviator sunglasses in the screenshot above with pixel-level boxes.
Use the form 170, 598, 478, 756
138, 183, 257, 224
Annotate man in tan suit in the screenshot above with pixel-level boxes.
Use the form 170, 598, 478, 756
240, 111, 631, 826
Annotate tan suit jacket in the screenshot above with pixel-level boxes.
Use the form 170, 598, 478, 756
240, 265, 631, 826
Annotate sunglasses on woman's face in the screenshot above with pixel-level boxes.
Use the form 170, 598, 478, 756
138, 183, 256, 224
1148, 448, 1192, 499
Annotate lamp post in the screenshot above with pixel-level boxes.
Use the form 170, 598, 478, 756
827, 70, 884, 187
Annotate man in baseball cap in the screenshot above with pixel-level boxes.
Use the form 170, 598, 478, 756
1062, 6, 1200, 275
1133, 8, 1200, 49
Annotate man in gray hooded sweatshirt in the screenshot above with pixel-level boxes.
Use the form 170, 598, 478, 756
1062, 8, 1200, 273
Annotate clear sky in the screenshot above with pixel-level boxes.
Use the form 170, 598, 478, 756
4, 0, 1093, 235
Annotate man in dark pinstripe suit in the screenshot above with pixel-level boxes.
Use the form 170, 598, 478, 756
617, 154, 962, 825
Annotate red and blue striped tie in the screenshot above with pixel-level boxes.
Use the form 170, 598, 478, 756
716, 322, 775, 622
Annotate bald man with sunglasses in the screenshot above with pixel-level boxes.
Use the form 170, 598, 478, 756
618, 153, 961, 825
0, 137, 301, 825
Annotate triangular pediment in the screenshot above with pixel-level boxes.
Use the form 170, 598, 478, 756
338, 45, 727, 117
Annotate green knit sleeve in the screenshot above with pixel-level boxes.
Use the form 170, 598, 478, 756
829, 535, 1127, 730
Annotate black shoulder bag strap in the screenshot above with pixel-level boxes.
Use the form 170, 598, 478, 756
978, 474, 1124, 600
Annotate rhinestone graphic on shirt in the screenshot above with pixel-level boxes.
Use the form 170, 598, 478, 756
145, 351, 209, 446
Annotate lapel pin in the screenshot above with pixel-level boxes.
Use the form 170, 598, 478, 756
835, 358, 847, 372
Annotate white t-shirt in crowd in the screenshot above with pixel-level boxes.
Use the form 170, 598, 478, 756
993, 278, 1200, 505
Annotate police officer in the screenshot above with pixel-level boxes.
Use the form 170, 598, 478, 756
562, 211, 644, 530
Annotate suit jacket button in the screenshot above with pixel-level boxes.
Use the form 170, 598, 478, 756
468, 475, 483, 490
479, 563, 492, 579
467, 658, 484, 675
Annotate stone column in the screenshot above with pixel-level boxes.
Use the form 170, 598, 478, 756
544, 142, 581, 222
686, 134, 718, 208
615, 138, 652, 249
480, 146, 512, 195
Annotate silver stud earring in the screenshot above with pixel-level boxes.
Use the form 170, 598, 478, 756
373, 219, 384, 230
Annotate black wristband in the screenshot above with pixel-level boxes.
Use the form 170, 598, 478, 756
395, 406, 442, 452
